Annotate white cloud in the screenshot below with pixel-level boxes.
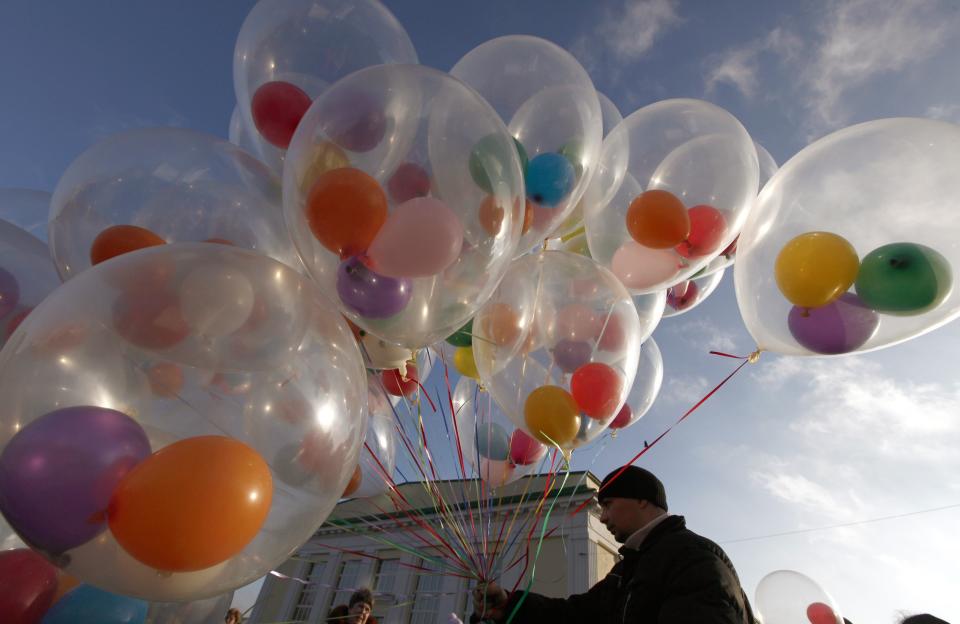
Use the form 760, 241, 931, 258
926, 103, 960, 123
662, 373, 710, 405
801, 0, 957, 132
704, 28, 802, 99
569, 0, 680, 80
663, 316, 738, 353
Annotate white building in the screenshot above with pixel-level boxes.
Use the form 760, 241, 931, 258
249, 471, 619, 624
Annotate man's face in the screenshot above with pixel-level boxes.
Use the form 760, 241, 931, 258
349, 601, 372, 624
598, 497, 645, 542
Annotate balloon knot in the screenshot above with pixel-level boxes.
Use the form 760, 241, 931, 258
747, 349, 762, 364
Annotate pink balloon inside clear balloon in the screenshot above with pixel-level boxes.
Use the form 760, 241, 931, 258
367, 197, 464, 278
667, 280, 699, 311
612, 242, 680, 291
509, 429, 545, 466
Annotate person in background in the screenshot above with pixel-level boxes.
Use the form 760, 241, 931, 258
472, 465, 757, 623
328, 588, 378, 624
225, 607, 243, 624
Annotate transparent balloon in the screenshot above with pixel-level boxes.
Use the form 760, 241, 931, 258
553, 91, 624, 242
696, 141, 778, 278
452, 377, 547, 487
0, 244, 367, 601
0, 219, 61, 351
584, 99, 758, 294
473, 251, 642, 452
233, 0, 417, 163
1, 514, 25, 551
0, 188, 50, 241
345, 371, 398, 499
608, 338, 663, 432
663, 268, 726, 318
229, 105, 285, 174
451, 35, 603, 250
284, 64, 525, 349
146, 590, 234, 624
754, 570, 844, 624
736, 118, 960, 356
49, 128, 299, 282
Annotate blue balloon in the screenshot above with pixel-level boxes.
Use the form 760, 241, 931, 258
476, 422, 511, 461
42, 585, 147, 624
525, 152, 575, 207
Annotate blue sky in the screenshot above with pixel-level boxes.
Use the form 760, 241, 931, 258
2, 1, 960, 622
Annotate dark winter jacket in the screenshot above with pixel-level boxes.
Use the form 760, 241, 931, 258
502, 515, 756, 624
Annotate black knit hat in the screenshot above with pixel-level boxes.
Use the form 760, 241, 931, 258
597, 466, 668, 511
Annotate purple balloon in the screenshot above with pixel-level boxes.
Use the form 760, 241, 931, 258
0, 266, 20, 318
788, 293, 880, 355
337, 257, 412, 319
552, 340, 593, 373
0, 406, 151, 554
320, 89, 386, 153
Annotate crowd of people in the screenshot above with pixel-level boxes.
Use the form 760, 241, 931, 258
225, 466, 951, 624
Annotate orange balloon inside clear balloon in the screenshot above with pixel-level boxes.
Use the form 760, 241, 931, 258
626, 190, 690, 249
479, 196, 533, 237
342, 464, 362, 498
481, 302, 522, 346
90, 224, 166, 266
524, 385, 581, 446
108, 435, 273, 572
305, 167, 387, 258
147, 362, 184, 397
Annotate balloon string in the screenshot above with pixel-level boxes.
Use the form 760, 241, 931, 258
567, 348, 761, 517
559, 224, 585, 243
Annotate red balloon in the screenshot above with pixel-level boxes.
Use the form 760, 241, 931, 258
387, 162, 431, 203
806, 602, 838, 624
5, 307, 31, 338
251, 81, 312, 149
0, 549, 58, 624
509, 429, 545, 466
676, 205, 727, 258
609, 403, 633, 429
382, 364, 419, 397
570, 362, 623, 420
666, 280, 700, 311
112, 288, 190, 350
597, 312, 626, 352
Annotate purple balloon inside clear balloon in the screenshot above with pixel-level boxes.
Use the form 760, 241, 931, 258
788, 293, 880, 355
552, 339, 593, 374
0, 406, 151, 554
337, 257, 412, 319
0, 266, 20, 318
320, 89, 387, 153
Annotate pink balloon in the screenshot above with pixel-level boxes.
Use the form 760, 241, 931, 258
611, 241, 680, 291
509, 430, 545, 466
367, 197, 464, 278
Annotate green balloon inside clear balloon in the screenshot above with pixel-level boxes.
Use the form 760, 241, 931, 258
559, 139, 584, 180
446, 319, 473, 347
855, 242, 952, 315
469, 135, 528, 194
476, 422, 511, 461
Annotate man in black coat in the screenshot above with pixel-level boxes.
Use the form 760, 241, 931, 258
471, 466, 757, 623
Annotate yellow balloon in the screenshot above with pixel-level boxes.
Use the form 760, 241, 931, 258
774, 232, 859, 308
299, 140, 349, 195
453, 346, 479, 379
524, 385, 581, 447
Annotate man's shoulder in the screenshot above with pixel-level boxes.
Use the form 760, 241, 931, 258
646, 518, 732, 561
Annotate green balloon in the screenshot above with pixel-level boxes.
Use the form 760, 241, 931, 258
445, 319, 473, 347
468, 135, 527, 193
559, 139, 584, 179
855, 242, 952, 315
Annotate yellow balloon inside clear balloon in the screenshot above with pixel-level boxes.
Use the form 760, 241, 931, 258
523, 385, 581, 446
298, 140, 349, 195
453, 346, 480, 379
774, 232, 860, 308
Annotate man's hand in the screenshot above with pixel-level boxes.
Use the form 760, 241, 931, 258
471, 581, 509, 623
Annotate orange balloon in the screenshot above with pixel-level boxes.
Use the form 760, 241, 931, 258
479, 196, 533, 236
625, 190, 690, 249
90, 224, 166, 266
108, 436, 273, 572
481, 302, 522, 346
146, 362, 184, 397
204, 238, 234, 246
342, 464, 362, 497
305, 167, 387, 258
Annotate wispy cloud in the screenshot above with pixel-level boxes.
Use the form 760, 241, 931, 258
663, 316, 738, 353
569, 0, 681, 83
703, 0, 959, 136
926, 103, 960, 123
662, 373, 710, 405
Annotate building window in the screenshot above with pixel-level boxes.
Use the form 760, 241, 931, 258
373, 558, 401, 623
289, 559, 326, 622
328, 559, 372, 614
407, 560, 442, 624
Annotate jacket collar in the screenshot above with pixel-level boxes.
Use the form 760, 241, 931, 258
619, 515, 686, 557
